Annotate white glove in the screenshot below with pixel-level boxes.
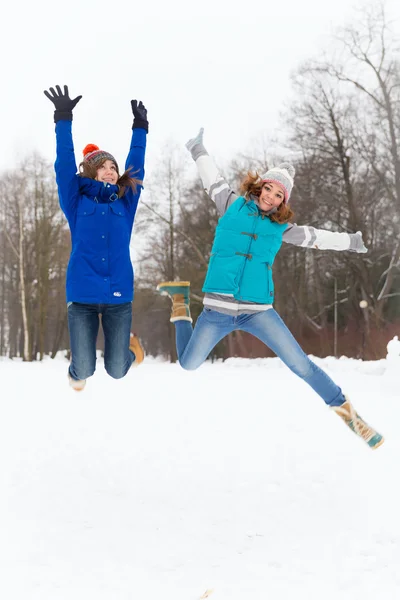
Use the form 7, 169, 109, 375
349, 231, 367, 253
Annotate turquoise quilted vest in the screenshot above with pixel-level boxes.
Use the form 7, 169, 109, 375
202, 197, 288, 303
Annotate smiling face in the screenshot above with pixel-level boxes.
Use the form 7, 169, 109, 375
258, 181, 285, 211
96, 160, 119, 185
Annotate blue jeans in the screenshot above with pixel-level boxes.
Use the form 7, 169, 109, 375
67, 302, 135, 380
174, 308, 345, 407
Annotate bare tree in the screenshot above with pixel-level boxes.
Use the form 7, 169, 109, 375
315, 2, 400, 319
0, 154, 70, 360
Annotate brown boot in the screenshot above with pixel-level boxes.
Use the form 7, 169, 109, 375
129, 333, 145, 367
156, 281, 192, 323
170, 293, 192, 322
332, 398, 384, 450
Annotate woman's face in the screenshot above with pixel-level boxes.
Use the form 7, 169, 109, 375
96, 160, 118, 185
258, 181, 285, 211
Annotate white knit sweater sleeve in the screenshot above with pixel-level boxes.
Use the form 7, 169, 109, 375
283, 223, 367, 252
188, 142, 238, 216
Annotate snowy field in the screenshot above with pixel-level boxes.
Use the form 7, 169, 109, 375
1, 352, 399, 600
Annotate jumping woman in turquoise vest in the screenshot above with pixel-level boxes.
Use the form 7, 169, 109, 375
157, 128, 384, 450
44, 85, 148, 391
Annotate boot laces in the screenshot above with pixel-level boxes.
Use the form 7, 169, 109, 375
338, 403, 375, 442
173, 302, 187, 309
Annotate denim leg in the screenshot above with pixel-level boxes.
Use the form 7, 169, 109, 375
101, 302, 134, 379
175, 308, 235, 370
239, 309, 345, 406
67, 303, 99, 380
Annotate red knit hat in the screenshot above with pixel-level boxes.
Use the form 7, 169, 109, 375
82, 144, 119, 173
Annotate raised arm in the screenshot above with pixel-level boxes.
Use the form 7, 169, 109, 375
125, 129, 147, 186
44, 85, 82, 220
185, 128, 238, 216
124, 100, 148, 205
283, 223, 367, 253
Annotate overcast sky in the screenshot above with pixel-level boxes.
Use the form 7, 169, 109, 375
1, 0, 399, 175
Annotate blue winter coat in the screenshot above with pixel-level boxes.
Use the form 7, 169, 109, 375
202, 197, 288, 303
54, 120, 146, 304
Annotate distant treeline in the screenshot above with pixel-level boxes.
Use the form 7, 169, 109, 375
1, 4, 399, 361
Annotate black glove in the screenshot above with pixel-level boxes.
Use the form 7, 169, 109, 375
131, 99, 148, 132
44, 85, 82, 122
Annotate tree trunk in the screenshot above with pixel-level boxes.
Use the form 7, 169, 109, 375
18, 201, 30, 361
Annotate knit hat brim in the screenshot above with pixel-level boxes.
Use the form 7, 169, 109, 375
82, 144, 119, 173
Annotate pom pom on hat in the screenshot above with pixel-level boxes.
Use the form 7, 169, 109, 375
278, 162, 295, 179
261, 162, 295, 203
83, 143, 100, 157
82, 143, 119, 173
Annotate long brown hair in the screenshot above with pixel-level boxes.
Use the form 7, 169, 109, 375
240, 172, 294, 224
78, 160, 142, 198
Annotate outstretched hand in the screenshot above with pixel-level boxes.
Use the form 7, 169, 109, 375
353, 231, 368, 253
131, 99, 147, 121
44, 85, 82, 110
185, 128, 204, 153
44, 85, 82, 122
185, 128, 208, 161
131, 100, 148, 132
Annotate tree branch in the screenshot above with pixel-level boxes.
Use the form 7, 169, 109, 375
141, 200, 209, 267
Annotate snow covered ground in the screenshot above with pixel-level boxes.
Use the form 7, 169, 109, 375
1, 352, 399, 600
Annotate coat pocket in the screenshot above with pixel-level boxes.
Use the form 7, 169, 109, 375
237, 260, 274, 302
110, 200, 125, 217
77, 197, 97, 216
265, 263, 274, 299
203, 252, 242, 293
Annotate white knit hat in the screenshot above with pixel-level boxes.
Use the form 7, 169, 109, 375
261, 162, 295, 203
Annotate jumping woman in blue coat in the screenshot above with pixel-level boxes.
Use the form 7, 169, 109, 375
44, 85, 148, 391
157, 128, 384, 450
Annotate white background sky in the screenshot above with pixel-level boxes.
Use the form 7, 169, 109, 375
2, 0, 399, 175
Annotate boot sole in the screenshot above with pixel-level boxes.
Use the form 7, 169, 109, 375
370, 437, 385, 450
